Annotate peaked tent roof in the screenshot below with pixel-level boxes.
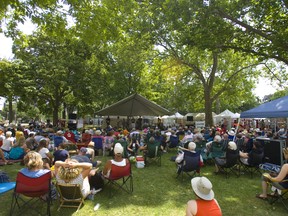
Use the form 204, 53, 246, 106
95, 93, 172, 117
214, 109, 237, 118
240, 95, 288, 118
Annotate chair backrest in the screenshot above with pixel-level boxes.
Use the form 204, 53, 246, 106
56, 183, 83, 200
147, 141, 161, 158
109, 161, 131, 180
182, 151, 200, 172
210, 142, 224, 158
118, 140, 129, 158
15, 171, 51, 197
225, 149, 239, 168
221, 139, 229, 151
236, 137, 245, 150
169, 136, 179, 148
248, 151, 264, 166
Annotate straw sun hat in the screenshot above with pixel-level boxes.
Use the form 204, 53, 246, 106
191, 177, 214, 201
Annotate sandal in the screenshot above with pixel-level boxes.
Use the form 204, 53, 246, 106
256, 194, 268, 200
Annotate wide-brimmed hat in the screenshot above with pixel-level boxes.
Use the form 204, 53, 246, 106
228, 130, 235, 136
191, 177, 214, 201
95, 130, 101, 135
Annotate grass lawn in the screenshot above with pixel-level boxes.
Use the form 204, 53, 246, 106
0, 150, 287, 216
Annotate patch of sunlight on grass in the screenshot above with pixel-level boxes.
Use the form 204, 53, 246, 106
223, 196, 240, 202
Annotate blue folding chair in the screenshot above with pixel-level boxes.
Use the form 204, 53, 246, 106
0, 182, 16, 195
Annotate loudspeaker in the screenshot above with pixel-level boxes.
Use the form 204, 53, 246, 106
68, 113, 77, 120
68, 123, 77, 130
256, 138, 285, 166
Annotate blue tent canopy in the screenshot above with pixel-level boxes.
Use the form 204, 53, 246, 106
240, 95, 288, 118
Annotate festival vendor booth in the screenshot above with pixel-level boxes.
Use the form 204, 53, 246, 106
240, 95, 288, 166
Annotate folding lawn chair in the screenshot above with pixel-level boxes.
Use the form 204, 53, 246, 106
268, 179, 288, 211
216, 150, 240, 178
240, 151, 264, 178
104, 162, 133, 197
144, 141, 162, 166
56, 183, 85, 212
176, 150, 201, 180
0, 182, 16, 195
10, 171, 52, 216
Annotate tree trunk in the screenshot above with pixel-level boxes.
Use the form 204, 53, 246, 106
204, 88, 213, 127
53, 104, 59, 127
8, 96, 13, 124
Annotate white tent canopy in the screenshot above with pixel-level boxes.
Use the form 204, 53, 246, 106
214, 109, 239, 129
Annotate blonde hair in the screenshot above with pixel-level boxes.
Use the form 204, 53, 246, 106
23, 151, 43, 170
16, 136, 26, 147
58, 159, 82, 181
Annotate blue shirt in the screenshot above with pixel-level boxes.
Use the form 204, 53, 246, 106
20, 168, 50, 178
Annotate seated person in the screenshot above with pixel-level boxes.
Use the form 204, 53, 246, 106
256, 163, 288, 200
9, 136, 29, 160
127, 137, 140, 156
25, 132, 38, 150
86, 142, 95, 161
102, 143, 129, 178
37, 139, 53, 169
53, 143, 69, 164
54, 159, 94, 199
175, 142, 204, 174
214, 141, 238, 173
181, 130, 193, 145
1, 131, 14, 155
205, 135, 222, 154
186, 176, 222, 216
0, 148, 13, 165
239, 141, 263, 165
20, 151, 51, 178
71, 147, 101, 167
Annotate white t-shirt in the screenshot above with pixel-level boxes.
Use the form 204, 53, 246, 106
38, 147, 50, 159
1, 137, 14, 151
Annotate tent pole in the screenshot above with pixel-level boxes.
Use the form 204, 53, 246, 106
233, 118, 241, 142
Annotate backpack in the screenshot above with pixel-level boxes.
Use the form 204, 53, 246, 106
89, 172, 104, 190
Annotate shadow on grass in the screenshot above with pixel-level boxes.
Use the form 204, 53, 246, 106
0, 152, 287, 216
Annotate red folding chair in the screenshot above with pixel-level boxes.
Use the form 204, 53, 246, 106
104, 162, 133, 196
10, 171, 52, 216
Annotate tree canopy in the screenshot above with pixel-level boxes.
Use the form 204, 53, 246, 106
0, 0, 287, 126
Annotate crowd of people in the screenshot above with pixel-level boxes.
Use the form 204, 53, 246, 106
0, 120, 287, 215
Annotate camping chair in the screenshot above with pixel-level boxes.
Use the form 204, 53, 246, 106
177, 151, 201, 180
236, 137, 245, 151
207, 141, 225, 163
216, 150, 240, 178
104, 162, 133, 197
91, 136, 103, 156
240, 151, 264, 178
168, 136, 179, 151
195, 140, 207, 160
268, 179, 288, 211
144, 141, 162, 166
56, 183, 85, 212
10, 171, 52, 216
117, 140, 129, 158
